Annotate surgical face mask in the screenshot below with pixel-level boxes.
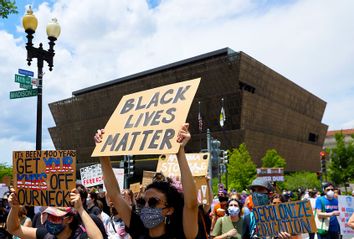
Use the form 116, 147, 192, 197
45, 221, 65, 235
252, 192, 269, 206
139, 207, 165, 229
228, 206, 240, 216
326, 190, 335, 199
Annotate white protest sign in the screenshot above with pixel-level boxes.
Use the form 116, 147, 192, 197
338, 195, 354, 238
156, 153, 209, 177
80, 164, 103, 187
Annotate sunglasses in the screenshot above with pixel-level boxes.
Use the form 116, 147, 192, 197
136, 197, 167, 208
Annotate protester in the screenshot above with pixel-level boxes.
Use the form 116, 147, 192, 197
95, 123, 198, 238
6, 188, 103, 239
0, 196, 10, 239
242, 177, 291, 239
348, 212, 354, 229
87, 190, 101, 216
211, 198, 244, 239
306, 190, 318, 239
196, 176, 213, 239
104, 205, 130, 239
210, 189, 228, 231
315, 182, 340, 239
270, 194, 286, 204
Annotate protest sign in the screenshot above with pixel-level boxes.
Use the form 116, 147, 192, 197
253, 200, 316, 237
338, 195, 354, 238
113, 168, 124, 189
92, 78, 201, 157
256, 168, 284, 182
156, 153, 209, 177
80, 164, 103, 187
13, 150, 76, 207
142, 171, 155, 187
130, 182, 141, 194
194, 176, 210, 205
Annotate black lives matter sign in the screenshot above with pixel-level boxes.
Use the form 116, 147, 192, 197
92, 78, 200, 157
13, 150, 76, 207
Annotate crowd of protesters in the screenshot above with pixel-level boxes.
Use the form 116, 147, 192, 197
1, 123, 354, 238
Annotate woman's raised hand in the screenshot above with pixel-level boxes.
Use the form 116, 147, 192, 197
176, 123, 190, 147
94, 129, 105, 144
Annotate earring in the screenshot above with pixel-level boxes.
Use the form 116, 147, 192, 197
164, 215, 171, 225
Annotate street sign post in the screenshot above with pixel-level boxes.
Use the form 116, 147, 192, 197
20, 83, 33, 90
15, 74, 31, 85
10, 89, 38, 99
18, 69, 34, 77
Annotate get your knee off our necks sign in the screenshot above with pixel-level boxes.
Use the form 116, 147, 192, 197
92, 78, 201, 156
13, 150, 76, 207
253, 200, 316, 237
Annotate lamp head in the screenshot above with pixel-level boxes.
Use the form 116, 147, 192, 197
22, 6, 38, 34
46, 18, 61, 40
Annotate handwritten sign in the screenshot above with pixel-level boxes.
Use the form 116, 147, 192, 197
129, 182, 141, 194
195, 176, 210, 205
142, 171, 155, 187
338, 195, 354, 237
253, 200, 316, 237
13, 150, 76, 207
257, 168, 284, 182
156, 153, 209, 177
80, 164, 103, 187
92, 78, 201, 157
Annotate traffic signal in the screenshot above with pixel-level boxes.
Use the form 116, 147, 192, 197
222, 150, 229, 164
211, 139, 221, 162
124, 155, 135, 176
320, 151, 326, 173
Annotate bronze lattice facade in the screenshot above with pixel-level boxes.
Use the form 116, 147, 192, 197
49, 48, 327, 173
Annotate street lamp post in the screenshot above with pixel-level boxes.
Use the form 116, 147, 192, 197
22, 6, 60, 150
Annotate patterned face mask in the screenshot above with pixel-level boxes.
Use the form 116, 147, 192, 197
139, 207, 165, 229
45, 221, 65, 235
252, 192, 269, 206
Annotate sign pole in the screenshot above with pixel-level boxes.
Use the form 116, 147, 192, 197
36, 59, 43, 150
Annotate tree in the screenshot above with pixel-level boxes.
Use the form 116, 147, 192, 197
281, 171, 321, 192
0, 0, 18, 19
327, 133, 354, 189
0, 163, 12, 182
261, 149, 286, 168
227, 143, 256, 191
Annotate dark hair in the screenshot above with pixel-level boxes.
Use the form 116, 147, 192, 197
76, 184, 88, 200
225, 199, 243, 217
146, 178, 184, 238
323, 182, 333, 190
271, 194, 286, 203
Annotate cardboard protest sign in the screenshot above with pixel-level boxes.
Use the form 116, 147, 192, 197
129, 182, 141, 194
253, 200, 316, 237
80, 164, 103, 187
338, 195, 354, 237
142, 171, 155, 187
92, 78, 201, 157
257, 168, 284, 182
156, 153, 209, 177
13, 150, 76, 207
194, 176, 210, 205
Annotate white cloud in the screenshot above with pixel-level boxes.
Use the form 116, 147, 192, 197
1, 0, 354, 164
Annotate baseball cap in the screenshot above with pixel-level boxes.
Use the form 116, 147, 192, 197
43, 207, 76, 217
249, 177, 273, 192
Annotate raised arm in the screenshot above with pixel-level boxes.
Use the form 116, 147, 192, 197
6, 190, 37, 239
176, 123, 199, 239
94, 129, 132, 227
70, 189, 103, 239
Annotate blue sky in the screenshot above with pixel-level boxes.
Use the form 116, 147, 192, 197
1, 0, 354, 165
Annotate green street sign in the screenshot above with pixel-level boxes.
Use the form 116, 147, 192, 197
10, 89, 38, 99
15, 74, 31, 85
20, 83, 33, 90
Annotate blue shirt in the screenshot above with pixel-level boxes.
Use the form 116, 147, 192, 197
315, 196, 340, 232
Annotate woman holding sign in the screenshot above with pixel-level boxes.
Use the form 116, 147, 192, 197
95, 123, 198, 239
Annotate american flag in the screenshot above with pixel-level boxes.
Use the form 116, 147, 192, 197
198, 111, 203, 132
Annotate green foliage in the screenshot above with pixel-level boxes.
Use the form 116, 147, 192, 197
261, 149, 286, 168
327, 133, 354, 186
281, 171, 321, 192
0, 163, 12, 182
0, 0, 18, 19
227, 144, 256, 191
